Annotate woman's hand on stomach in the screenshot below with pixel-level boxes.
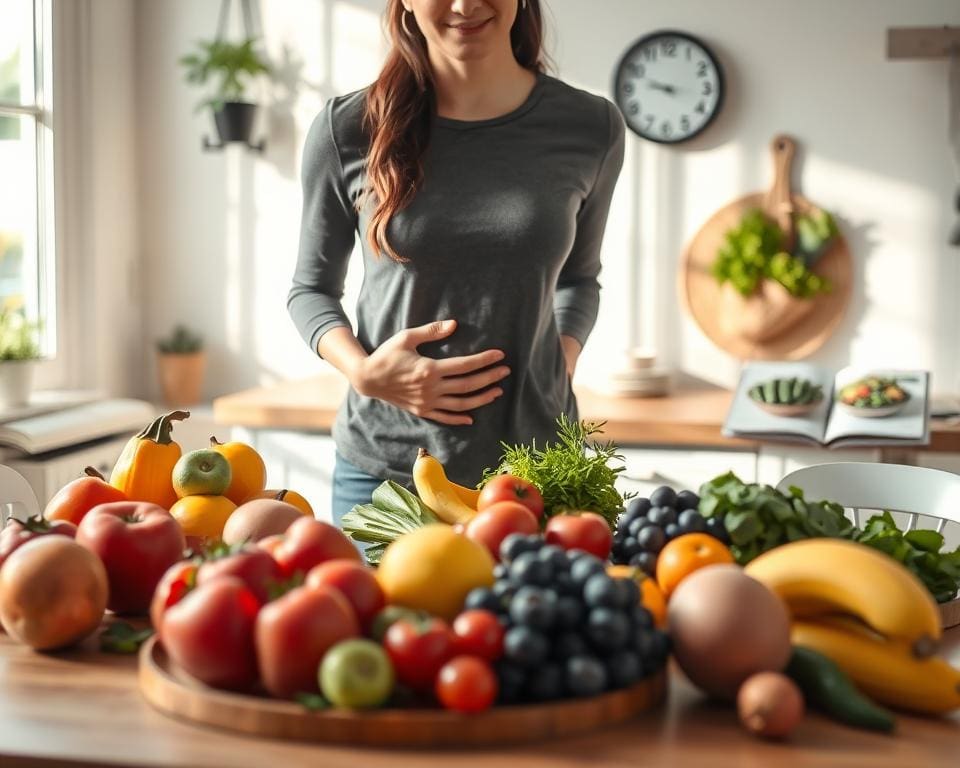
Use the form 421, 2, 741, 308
353, 319, 510, 426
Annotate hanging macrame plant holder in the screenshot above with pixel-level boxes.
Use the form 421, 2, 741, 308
203, 0, 266, 153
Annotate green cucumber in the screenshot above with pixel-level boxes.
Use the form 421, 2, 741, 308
792, 378, 808, 403
785, 646, 896, 733
761, 379, 778, 404
748, 384, 764, 402
777, 378, 793, 404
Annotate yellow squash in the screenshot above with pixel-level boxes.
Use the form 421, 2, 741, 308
110, 410, 189, 510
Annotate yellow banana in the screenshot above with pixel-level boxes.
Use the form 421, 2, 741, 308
412, 448, 478, 525
744, 538, 941, 656
791, 619, 960, 715
450, 479, 481, 508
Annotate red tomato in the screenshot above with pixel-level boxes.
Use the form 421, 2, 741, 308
478, 474, 544, 519
149, 559, 198, 640
305, 559, 385, 632
162, 576, 260, 690
544, 512, 613, 560
44, 467, 127, 526
383, 617, 457, 691
76, 501, 186, 615
271, 517, 361, 577
435, 656, 498, 713
257, 534, 285, 559
452, 610, 504, 661
197, 546, 283, 605
0, 515, 76, 571
464, 501, 539, 561
255, 584, 360, 699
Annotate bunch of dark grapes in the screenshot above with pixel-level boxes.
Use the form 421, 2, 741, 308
610, 485, 730, 573
464, 533, 671, 705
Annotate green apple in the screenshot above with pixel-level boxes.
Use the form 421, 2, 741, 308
172, 449, 232, 498
319, 639, 394, 709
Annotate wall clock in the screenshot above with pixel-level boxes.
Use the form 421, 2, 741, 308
613, 30, 724, 144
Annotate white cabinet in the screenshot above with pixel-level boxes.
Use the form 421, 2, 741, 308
231, 427, 336, 524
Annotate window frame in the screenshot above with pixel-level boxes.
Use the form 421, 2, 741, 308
0, 0, 57, 373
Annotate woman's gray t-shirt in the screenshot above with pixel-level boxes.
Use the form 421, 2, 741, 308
288, 73, 626, 488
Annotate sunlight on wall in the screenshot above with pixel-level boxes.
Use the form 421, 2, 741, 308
332, 2, 384, 94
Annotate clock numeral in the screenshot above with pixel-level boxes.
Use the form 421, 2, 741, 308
642, 47, 657, 62
643, 115, 654, 130
660, 121, 673, 138
680, 115, 691, 132
697, 61, 708, 77
627, 61, 645, 78
702, 81, 713, 96
695, 101, 706, 114
628, 102, 640, 116
622, 82, 635, 96
662, 40, 677, 57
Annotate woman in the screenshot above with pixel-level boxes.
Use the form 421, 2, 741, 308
288, 0, 625, 525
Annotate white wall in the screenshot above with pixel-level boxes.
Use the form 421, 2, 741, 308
131, 0, 960, 402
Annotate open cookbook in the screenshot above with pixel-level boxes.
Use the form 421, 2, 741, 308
722, 362, 930, 448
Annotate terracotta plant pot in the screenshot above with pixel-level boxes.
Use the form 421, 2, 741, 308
157, 351, 205, 406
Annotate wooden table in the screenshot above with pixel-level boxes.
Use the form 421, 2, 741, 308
212, 374, 960, 454
0, 627, 957, 768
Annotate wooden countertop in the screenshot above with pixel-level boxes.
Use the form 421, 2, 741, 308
213, 374, 960, 453
0, 627, 956, 767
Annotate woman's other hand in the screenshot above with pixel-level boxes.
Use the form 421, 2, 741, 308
559, 334, 582, 379
352, 320, 510, 426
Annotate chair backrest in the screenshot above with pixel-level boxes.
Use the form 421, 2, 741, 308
776, 462, 960, 534
0, 464, 41, 526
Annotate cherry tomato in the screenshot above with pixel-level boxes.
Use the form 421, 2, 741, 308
478, 474, 544, 519
464, 501, 539, 561
435, 656, 498, 713
544, 512, 613, 559
452, 609, 504, 661
383, 617, 456, 691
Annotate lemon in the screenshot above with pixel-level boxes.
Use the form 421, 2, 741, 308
376, 524, 495, 621
169, 494, 237, 539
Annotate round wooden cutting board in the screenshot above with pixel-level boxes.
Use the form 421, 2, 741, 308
680, 135, 853, 360
138, 637, 668, 748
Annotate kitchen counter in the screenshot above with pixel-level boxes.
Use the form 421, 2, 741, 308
0, 626, 956, 767
212, 373, 960, 453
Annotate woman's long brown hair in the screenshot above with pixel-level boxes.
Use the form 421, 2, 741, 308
363, 0, 547, 261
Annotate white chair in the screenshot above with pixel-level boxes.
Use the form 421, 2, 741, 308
775, 462, 960, 536
0, 464, 41, 526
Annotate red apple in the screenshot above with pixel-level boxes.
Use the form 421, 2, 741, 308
271, 517, 361, 577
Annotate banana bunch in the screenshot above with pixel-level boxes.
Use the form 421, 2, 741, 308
412, 449, 479, 525
746, 538, 960, 717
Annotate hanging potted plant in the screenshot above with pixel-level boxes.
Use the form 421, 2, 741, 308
179, 36, 270, 150
156, 324, 205, 406
0, 307, 41, 409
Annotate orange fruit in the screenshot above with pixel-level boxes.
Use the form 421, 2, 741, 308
376, 524, 494, 621
607, 564, 668, 628
209, 437, 267, 505
656, 533, 735, 599
242, 489, 313, 517
169, 494, 237, 540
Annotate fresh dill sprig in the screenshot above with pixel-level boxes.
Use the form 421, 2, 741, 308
483, 414, 630, 529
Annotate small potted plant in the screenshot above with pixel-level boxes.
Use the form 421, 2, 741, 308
0, 307, 41, 409
156, 324, 205, 406
179, 37, 270, 149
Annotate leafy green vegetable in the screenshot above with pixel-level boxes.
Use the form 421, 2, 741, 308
342, 480, 440, 565
699, 473, 960, 603
711, 208, 832, 299
483, 415, 630, 528
100, 622, 154, 654
795, 208, 839, 265
295, 692, 331, 711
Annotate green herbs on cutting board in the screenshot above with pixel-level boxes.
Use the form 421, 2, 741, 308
699, 472, 960, 603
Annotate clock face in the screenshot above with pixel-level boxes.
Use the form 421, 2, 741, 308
613, 30, 724, 144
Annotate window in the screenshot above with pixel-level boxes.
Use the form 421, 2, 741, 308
0, 0, 54, 357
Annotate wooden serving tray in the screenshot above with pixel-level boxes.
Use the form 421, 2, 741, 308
138, 637, 668, 748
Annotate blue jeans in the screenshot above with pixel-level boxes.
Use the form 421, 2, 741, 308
331, 452, 384, 529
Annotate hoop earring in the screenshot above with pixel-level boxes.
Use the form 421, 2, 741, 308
521, 0, 527, 10
401, 9, 415, 36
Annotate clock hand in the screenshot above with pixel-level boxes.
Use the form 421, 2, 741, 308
647, 80, 676, 95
